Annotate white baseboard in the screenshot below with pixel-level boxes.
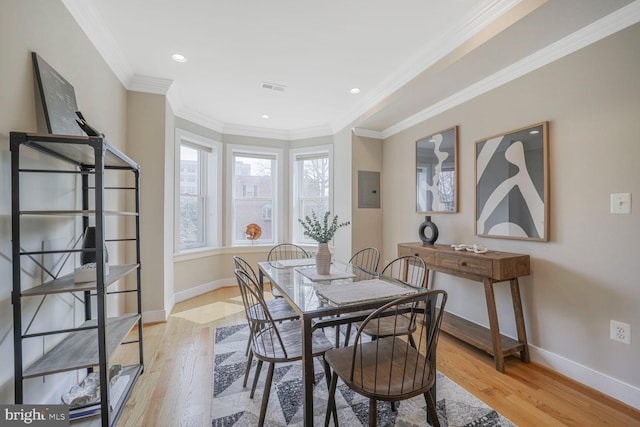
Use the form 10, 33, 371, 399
142, 309, 168, 324
141, 279, 234, 323
173, 279, 235, 304
530, 345, 640, 410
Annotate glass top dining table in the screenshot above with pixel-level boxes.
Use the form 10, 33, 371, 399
258, 259, 425, 426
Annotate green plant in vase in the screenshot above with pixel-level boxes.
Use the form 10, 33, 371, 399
298, 211, 350, 275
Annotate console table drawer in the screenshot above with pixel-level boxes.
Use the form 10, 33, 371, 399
437, 253, 492, 276
398, 244, 436, 263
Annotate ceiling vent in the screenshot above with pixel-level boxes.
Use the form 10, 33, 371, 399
261, 81, 286, 92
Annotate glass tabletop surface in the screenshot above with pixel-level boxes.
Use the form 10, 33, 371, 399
258, 259, 423, 317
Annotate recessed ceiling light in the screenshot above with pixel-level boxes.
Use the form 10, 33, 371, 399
350, 88, 361, 95
529, 130, 540, 134
171, 53, 187, 63
261, 114, 269, 119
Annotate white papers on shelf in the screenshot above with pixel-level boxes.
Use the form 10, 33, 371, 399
314, 279, 416, 305
74, 262, 110, 283
109, 375, 130, 411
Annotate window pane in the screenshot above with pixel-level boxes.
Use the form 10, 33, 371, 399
294, 153, 330, 243
179, 144, 206, 249
233, 200, 273, 241
301, 157, 329, 198
233, 152, 276, 244
234, 156, 273, 198
179, 195, 205, 249
180, 145, 200, 194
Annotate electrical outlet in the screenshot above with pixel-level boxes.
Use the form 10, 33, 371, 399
610, 320, 631, 344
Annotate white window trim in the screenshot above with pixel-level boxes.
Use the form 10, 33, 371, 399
174, 128, 222, 254
290, 144, 333, 246
226, 144, 283, 246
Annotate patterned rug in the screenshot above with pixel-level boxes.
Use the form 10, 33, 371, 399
211, 324, 516, 427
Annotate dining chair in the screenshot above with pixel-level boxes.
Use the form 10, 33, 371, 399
343, 255, 427, 347
266, 243, 311, 298
232, 257, 299, 386
324, 290, 448, 427
235, 269, 336, 427
348, 247, 380, 274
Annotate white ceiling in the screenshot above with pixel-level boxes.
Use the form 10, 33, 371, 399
63, 0, 639, 139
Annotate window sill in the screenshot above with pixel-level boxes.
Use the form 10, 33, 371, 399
174, 244, 273, 263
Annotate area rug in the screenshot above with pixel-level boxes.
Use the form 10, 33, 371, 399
212, 324, 516, 427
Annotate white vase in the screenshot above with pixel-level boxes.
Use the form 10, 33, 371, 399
315, 243, 331, 275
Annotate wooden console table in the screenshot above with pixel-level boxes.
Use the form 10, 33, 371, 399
398, 242, 531, 372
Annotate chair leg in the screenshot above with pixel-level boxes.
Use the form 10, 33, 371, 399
258, 362, 275, 427
343, 323, 352, 347
408, 333, 416, 349
245, 323, 256, 356
390, 401, 397, 412
368, 398, 377, 427
424, 390, 440, 427
325, 371, 339, 427
250, 360, 263, 398
323, 360, 338, 426
243, 349, 254, 387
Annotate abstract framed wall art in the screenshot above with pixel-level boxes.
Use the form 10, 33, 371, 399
475, 121, 549, 241
416, 126, 458, 213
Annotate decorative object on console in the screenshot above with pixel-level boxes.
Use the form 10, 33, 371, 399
451, 243, 488, 254
416, 126, 458, 213
298, 210, 350, 275
418, 215, 439, 245
475, 122, 549, 241
245, 223, 262, 240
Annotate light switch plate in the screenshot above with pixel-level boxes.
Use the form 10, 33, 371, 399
610, 193, 631, 214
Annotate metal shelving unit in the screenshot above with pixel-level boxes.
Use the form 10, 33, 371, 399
10, 132, 144, 427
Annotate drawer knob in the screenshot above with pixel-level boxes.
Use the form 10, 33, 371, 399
460, 261, 467, 266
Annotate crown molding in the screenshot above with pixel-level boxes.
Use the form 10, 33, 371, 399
223, 123, 293, 140
382, 0, 640, 139
288, 125, 334, 141
177, 107, 225, 135
331, 0, 523, 134
352, 128, 383, 140
62, 0, 134, 88
129, 75, 173, 95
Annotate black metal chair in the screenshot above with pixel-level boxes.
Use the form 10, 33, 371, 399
235, 269, 335, 426
324, 290, 448, 427
343, 255, 427, 346
266, 243, 311, 298
348, 247, 380, 274
232, 256, 299, 387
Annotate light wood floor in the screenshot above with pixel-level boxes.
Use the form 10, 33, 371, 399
115, 286, 640, 427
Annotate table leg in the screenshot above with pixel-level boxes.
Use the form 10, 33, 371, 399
510, 278, 530, 363
483, 278, 505, 372
258, 270, 265, 293
302, 316, 314, 426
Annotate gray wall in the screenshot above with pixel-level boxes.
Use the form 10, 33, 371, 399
382, 22, 640, 403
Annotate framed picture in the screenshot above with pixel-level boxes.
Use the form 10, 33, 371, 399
32, 52, 83, 136
416, 126, 458, 213
475, 121, 549, 241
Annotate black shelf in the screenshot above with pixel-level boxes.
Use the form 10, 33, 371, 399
23, 314, 140, 378
21, 264, 139, 296
10, 131, 144, 427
